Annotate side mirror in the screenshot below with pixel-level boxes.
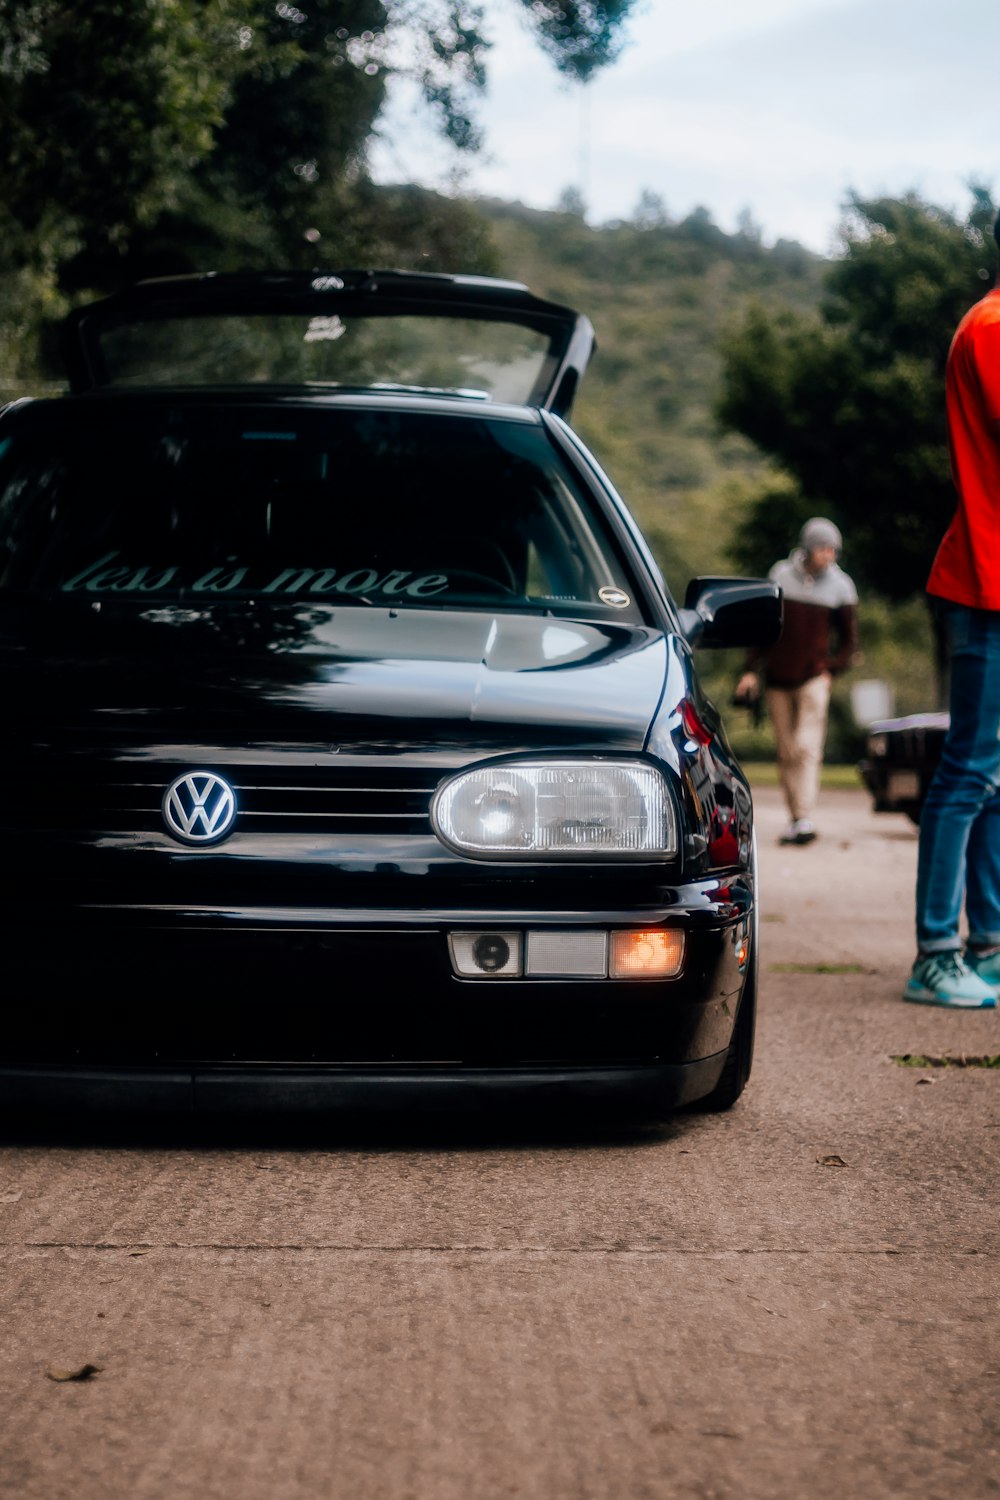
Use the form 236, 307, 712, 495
679, 576, 783, 649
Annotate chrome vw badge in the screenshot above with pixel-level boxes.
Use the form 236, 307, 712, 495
162, 771, 237, 845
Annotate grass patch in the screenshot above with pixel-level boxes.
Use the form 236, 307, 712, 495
744, 762, 863, 789
769, 962, 866, 974
891, 1054, 1000, 1069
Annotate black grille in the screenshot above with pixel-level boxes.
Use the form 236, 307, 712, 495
5, 763, 440, 836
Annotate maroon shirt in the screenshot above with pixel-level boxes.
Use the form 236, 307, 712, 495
748, 549, 859, 689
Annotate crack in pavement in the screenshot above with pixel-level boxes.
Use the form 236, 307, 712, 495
2, 1240, 995, 1256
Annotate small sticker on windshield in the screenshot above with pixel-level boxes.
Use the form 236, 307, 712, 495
599, 586, 631, 608
304, 315, 346, 343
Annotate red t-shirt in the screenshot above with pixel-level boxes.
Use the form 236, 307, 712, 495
927, 287, 1000, 610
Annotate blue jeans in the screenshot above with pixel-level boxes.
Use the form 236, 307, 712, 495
916, 602, 1000, 953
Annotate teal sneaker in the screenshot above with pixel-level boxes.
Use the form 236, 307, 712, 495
904, 951, 997, 1008
965, 947, 1000, 995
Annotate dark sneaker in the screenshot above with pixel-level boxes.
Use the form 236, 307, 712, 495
904, 951, 997, 1008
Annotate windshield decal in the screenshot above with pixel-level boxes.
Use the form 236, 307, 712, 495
61, 552, 450, 598
304, 315, 346, 343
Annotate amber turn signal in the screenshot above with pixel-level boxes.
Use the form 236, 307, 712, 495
609, 929, 684, 979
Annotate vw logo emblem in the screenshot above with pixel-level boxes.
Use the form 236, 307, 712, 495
162, 771, 237, 845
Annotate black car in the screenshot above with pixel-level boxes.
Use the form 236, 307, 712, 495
859, 712, 948, 824
0, 270, 781, 1115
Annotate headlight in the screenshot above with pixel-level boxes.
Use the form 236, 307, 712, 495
868, 733, 888, 757
431, 760, 677, 858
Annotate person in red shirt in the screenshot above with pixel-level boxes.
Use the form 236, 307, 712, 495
905, 211, 1000, 1008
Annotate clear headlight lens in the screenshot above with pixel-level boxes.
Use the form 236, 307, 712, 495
432, 761, 677, 858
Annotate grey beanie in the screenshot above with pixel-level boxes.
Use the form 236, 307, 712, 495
799, 516, 842, 553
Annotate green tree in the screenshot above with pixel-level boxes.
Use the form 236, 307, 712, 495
555, 184, 588, 218
0, 0, 259, 272
0, 0, 638, 390
718, 188, 997, 604
630, 188, 669, 230
0, 0, 638, 285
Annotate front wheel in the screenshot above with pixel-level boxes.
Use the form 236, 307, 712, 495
691, 955, 756, 1112
690, 834, 759, 1112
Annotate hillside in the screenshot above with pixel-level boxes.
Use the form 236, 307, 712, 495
476, 198, 828, 586
474, 199, 935, 754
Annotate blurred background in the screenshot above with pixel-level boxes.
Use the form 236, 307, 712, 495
2, 0, 995, 764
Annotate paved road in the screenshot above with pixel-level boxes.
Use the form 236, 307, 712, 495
1, 787, 997, 1500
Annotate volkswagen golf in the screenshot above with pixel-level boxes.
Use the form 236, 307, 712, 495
0, 270, 780, 1115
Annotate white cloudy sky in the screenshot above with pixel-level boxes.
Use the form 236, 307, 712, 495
370, 0, 997, 254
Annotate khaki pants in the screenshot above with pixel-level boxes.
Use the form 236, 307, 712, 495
766, 674, 831, 822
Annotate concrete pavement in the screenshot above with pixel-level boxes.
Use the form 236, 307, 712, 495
0, 786, 997, 1500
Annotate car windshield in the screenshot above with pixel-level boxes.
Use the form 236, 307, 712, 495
0, 405, 642, 619
89, 314, 558, 404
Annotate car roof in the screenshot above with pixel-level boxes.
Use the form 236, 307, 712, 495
59, 269, 596, 418
1, 386, 548, 429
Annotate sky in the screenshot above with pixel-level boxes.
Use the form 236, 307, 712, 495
370, 0, 998, 255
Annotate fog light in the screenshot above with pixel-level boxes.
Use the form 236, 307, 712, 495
609, 929, 684, 978
474, 934, 510, 972
450, 931, 522, 977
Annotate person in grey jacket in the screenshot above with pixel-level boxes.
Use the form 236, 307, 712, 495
736, 517, 859, 845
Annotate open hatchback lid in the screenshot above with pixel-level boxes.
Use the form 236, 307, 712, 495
60, 269, 595, 416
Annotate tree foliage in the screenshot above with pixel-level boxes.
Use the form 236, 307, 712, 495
0, 0, 637, 286
517, 0, 634, 81
0, 0, 256, 270
477, 196, 826, 590
717, 189, 998, 601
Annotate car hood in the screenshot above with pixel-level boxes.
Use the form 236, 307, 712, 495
0, 599, 669, 761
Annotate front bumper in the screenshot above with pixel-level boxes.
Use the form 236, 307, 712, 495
0, 1057, 727, 1114
2, 876, 751, 1098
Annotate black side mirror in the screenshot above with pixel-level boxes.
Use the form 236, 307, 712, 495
679, 576, 783, 649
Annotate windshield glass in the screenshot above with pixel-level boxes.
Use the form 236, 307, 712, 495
91, 314, 558, 403
0, 405, 644, 621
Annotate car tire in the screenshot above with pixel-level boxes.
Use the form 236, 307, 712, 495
689, 835, 759, 1112
692, 949, 757, 1112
